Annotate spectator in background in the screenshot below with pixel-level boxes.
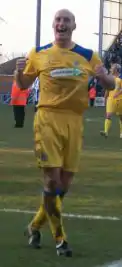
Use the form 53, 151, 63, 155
88, 85, 96, 107
104, 30, 122, 71
10, 80, 30, 128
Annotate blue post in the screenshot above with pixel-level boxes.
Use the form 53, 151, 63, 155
98, 0, 104, 58
36, 0, 41, 47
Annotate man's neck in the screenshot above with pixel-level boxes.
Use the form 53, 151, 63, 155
114, 74, 118, 77
54, 40, 75, 49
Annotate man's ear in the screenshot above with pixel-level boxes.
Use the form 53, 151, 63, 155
73, 23, 76, 31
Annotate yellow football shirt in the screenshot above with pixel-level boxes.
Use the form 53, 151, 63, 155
24, 43, 102, 114
108, 77, 121, 99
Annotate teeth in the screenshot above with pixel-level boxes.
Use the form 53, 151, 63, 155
57, 29, 66, 33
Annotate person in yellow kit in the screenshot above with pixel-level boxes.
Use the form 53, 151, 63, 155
100, 63, 122, 138
15, 9, 115, 257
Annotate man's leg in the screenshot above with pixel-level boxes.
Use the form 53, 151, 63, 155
27, 167, 71, 256
13, 105, 18, 127
28, 169, 68, 244
90, 98, 94, 107
60, 114, 82, 217
100, 113, 112, 137
14, 106, 24, 128
104, 112, 112, 136
43, 167, 72, 256
18, 106, 25, 127
100, 98, 114, 137
26, 110, 72, 256
21, 105, 25, 127
119, 115, 122, 138
30, 169, 68, 232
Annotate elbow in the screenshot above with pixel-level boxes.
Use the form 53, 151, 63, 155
104, 77, 115, 91
16, 80, 29, 90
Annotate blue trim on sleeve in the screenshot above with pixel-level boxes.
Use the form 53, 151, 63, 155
71, 44, 93, 61
36, 43, 53, 52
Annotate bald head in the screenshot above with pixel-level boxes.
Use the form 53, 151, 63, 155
53, 9, 76, 46
111, 63, 121, 75
54, 9, 76, 23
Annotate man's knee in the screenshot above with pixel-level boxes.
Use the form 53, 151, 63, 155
43, 167, 61, 193
106, 112, 112, 119
60, 170, 74, 191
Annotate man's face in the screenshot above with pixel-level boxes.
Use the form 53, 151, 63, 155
110, 64, 119, 75
53, 10, 76, 42
110, 65, 116, 75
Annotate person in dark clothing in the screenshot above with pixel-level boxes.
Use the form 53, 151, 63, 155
10, 80, 30, 128
13, 105, 25, 128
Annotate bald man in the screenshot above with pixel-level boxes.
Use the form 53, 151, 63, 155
15, 9, 115, 257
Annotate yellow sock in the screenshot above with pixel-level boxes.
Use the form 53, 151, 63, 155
30, 193, 64, 232
104, 118, 112, 134
30, 194, 47, 229
56, 195, 62, 212
30, 204, 47, 229
119, 119, 122, 135
44, 192, 66, 243
56, 196, 66, 239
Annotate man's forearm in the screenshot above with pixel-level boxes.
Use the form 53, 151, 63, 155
99, 74, 115, 90
114, 89, 122, 98
15, 70, 34, 90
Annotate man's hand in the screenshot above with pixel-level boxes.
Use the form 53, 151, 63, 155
16, 58, 26, 71
15, 58, 35, 90
95, 64, 107, 78
94, 65, 115, 90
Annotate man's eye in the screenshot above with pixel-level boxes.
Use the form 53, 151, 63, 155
56, 17, 60, 22
64, 18, 70, 22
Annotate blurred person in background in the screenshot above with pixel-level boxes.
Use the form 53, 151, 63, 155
100, 63, 122, 138
88, 85, 96, 107
10, 80, 30, 128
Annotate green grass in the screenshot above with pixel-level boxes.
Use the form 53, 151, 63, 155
0, 105, 122, 267
1, 212, 122, 267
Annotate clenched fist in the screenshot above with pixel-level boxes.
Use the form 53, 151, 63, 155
16, 58, 26, 71
95, 64, 107, 78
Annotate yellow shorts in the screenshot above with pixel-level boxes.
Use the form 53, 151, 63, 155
34, 109, 83, 172
106, 97, 122, 115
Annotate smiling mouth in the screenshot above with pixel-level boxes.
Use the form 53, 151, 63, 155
57, 29, 67, 33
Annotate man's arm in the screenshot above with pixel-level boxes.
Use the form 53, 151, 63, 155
15, 49, 38, 90
96, 69, 115, 90
15, 69, 36, 90
90, 52, 115, 90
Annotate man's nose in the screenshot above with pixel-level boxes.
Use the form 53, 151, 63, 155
58, 19, 65, 26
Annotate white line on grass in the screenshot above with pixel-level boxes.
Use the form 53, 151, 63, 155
1, 146, 122, 154
98, 260, 122, 267
85, 145, 122, 152
0, 208, 121, 221
1, 208, 122, 267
